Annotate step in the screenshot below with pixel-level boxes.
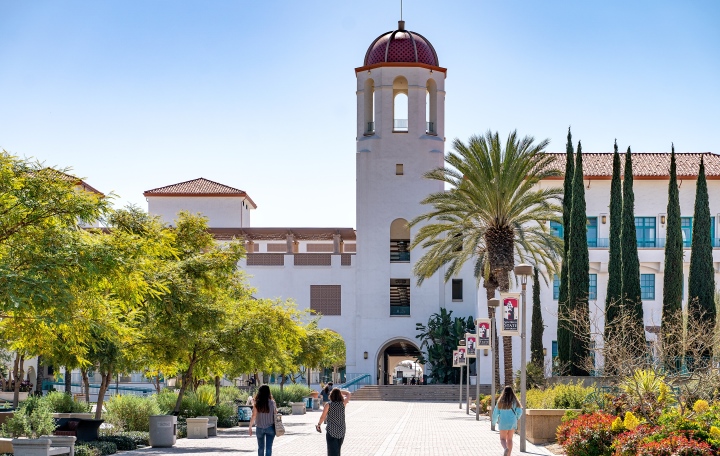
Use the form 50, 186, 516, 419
351, 385, 491, 401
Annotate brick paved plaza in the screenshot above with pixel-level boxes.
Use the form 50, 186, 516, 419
125, 401, 554, 455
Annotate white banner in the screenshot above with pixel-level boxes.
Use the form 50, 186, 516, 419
452, 349, 467, 367
476, 318, 491, 347
499, 292, 521, 337
465, 333, 477, 358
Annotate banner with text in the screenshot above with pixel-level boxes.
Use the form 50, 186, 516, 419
476, 318, 491, 348
499, 292, 521, 337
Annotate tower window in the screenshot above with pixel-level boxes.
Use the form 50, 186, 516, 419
426, 78, 437, 135
396, 164, 404, 175
452, 279, 463, 301
390, 278, 410, 316
364, 78, 375, 135
390, 218, 410, 262
393, 76, 408, 132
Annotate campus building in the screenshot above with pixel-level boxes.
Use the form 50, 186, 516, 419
142, 22, 720, 385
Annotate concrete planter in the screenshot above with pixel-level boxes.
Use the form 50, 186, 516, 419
0, 392, 29, 401
523, 409, 581, 444
289, 402, 306, 415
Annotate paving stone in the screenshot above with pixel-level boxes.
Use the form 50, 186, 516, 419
122, 401, 553, 455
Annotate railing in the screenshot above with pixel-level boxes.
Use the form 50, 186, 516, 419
390, 251, 410, 262
426, 121, 435, 134
393, 119, 408, 131
366, 122, 375, 134
590, 238, 672, 248
337, 373, 372, 392
390, 305, 410, 316
44, 381, 155, 396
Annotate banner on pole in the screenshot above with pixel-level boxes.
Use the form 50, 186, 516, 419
465, 333, 477, 357
452, 349, 466, 367
499, 292, 521, 336
456, 347, 467, 366
476, 318, 491, 347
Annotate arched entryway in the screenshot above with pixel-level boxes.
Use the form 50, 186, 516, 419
376, 338, 422, 385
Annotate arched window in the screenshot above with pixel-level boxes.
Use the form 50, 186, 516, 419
364, 78, 375, 135
426, 78, 437, 135
390, 218, 410, 262
393, 76, 408, 132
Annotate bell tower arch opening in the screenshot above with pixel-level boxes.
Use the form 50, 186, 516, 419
376, 338, 422, 385
392, 76, 409, 132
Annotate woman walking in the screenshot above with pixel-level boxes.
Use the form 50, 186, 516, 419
248, 385, 277, 456
491, 385, 523, 456
316, 388, 351, 456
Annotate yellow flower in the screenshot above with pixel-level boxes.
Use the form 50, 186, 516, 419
710, 426, 720, 440
623, 411, 640, 431
693, 399, 710, 414
611, 416, 625, 432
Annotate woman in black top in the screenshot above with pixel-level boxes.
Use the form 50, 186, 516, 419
316, 388, 351, 456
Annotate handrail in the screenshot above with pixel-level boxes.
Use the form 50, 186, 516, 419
337, 373, 371, 392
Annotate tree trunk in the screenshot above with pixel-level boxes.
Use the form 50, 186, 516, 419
12, 353, 24, 408
215, 375, 221, 407
95, 372, 112, 420
503, 336, 514, 386
154, 374, 161, 394
485, 287, 501, 391
279, 373, 285, 392
173, 353, 197, 414
81, 368, 91, 403
64, 366, 72, 394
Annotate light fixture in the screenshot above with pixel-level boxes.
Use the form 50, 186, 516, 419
543, 347, 547, 357
660, 215, 666, 225
363, 351, 368, 360
601, 215, 607, 224
488, 298, 500, 307
484, 349, 489, 356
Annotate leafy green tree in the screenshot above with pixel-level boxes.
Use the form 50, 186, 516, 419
620, 147, 646, 355
567, 142, 590, 375
662, 145, 684, 363
688, 156, 716, 358
410, 130, 563, 387
415, 308, 474, 384
530, 268, 544, 368
604, 141, 623, 360
557, 128, 575, 371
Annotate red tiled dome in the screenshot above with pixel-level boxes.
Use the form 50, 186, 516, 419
364, 22, 439, 67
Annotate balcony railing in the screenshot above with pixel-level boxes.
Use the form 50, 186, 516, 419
390, 305, 410, 316
426, 121, 435, 134
366, 121, 375, 134
393, 119, 408, 131
390, 251, 410, 262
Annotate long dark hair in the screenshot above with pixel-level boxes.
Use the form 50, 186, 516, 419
329, 388, 343, 402
497, 385, 520, 410
254, 384, 272, 413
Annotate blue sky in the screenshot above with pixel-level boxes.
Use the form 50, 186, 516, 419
1, 1, 718, 227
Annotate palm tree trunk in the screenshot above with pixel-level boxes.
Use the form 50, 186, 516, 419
503, 336, 514, 386
485, 289, 501, 390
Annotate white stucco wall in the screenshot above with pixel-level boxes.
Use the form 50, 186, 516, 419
147, 196, 252, 227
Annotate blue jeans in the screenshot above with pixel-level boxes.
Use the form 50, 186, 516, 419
326, 433, 344, 456
256, 425, 275, 456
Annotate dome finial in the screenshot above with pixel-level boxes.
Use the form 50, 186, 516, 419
398, 20, 405, 30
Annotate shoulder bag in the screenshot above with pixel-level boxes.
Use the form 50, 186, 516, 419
274, 413, 285, 436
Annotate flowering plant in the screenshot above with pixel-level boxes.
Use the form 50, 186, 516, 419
636, 434, 713, 455
557, 411, 618, 456
611, 424, 660, 456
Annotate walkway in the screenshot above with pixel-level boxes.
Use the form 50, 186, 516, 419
124, 401, 553, 455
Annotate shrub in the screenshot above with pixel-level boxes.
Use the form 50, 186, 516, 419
82, 441, 117, 455
194, 384, 216, 407
1, 396, 55, 438
554, 382, 593, 409
104, 394, 160, 432
557, 412, 618, 456
215, 403, 237, 428
219, 386, 247, 404
75, 445, 101, 456
269, 384, 313, 407
636, 434, 713, 455
98, 435, 137, 451
612, 424, 660, 456
277, 406, 292, 415
42, 391, 90, 413
155, 389, 180, 414
99, 429, 150, 446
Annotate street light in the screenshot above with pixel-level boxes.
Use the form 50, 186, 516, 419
487, 298, 500, 431
514, 263, 533, 453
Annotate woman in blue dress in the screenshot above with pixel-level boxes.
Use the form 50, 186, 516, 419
491, 385, 524, 456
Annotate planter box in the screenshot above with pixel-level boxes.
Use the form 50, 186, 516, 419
0, 392, 29, 401
523, 409, 581, 444
289, 402, 306, 415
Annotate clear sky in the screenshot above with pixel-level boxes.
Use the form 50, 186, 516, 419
1, 1, 718, 228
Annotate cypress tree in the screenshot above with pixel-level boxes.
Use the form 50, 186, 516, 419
688, 156, 716, 357
557, 127, 574, 371
567, 141, 590, 376
604, 141, 623, 352
620, 147, 646, 354
662, 145, 683, 362
530, 268, 544, 367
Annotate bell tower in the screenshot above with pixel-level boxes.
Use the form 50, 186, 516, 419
354, 21, 447, 383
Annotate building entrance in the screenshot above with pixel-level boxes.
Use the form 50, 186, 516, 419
376, 339, 422, 385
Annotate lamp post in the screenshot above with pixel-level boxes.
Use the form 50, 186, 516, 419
514, 263, 533, 453
488, 298, 500, 431
475, 319, 481, 421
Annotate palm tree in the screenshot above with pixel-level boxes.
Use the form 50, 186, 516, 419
410, 130, 563, 386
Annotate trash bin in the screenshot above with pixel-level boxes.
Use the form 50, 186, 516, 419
312, 397, 320, 410
237, 405, 253, 427
304, 397, 312, 410
149, 415, 177, 448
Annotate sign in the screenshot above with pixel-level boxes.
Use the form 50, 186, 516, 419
465, 333, 477, 358
476, 318, 491, 347
456, 347, 467, 366
499, 292, 521, 336
452, 350, 466, 367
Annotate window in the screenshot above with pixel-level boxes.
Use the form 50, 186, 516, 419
712, 219, 716, 247
587, 217, 598, 247
641, 274, 655, 300
390, 218, 410, 262
636, 217, 657, 247
681, 217, 692, 248
310, 285, 341, 316
589, 274, 597, 300
553, 274, 560, 300
396, 164, 404, 175
426, 79, 437, 135
550, 221, 564, 239
452, 279, 463, 301
551, 340, 559, 375
390, 279, 410, 316
364, 78, 375, 134
393, 76, 408, 132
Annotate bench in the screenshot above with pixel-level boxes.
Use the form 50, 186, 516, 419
186, 416, 217, 439
53, 418, 104, 442
289, 402, 306, 415
11, 435, 76, 456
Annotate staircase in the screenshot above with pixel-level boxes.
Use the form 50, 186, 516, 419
351, 384, 491, 401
